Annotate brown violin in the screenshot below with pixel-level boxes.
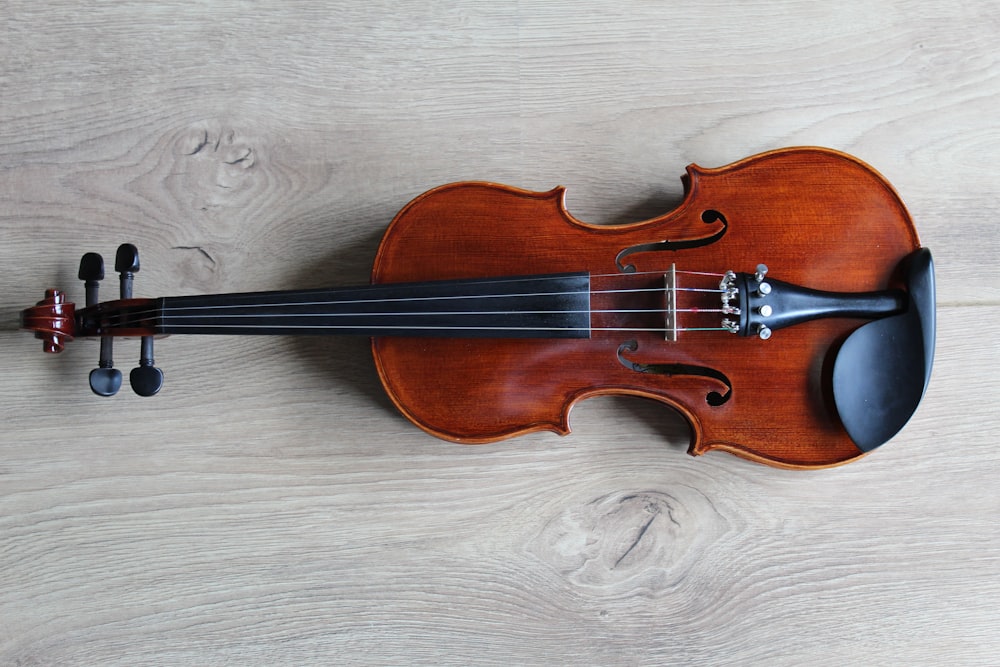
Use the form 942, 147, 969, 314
21, 147, 935, 469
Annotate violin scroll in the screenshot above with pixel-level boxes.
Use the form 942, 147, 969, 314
20, 243, 165, 397
21, 289, 76, 353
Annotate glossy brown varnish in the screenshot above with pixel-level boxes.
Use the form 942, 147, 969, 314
371, 148, 919, 468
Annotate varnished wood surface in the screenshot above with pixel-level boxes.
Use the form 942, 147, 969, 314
1, 2, 998, 664
371, 150, 918, 467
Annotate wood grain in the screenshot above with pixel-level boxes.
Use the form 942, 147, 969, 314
2, 1, 998, 664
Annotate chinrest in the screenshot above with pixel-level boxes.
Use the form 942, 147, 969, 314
832, 248, 935, 452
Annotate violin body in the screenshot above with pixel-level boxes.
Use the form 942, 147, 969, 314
21, 147, 934, 469
372, 148, 923, 468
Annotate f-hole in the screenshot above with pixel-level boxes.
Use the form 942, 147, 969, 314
616, 340, 732, 406
615, 210, 728, 273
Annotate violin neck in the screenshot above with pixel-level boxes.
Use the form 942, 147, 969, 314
144, 273, 593, 339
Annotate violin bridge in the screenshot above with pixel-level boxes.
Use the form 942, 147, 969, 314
664, 264, 677, 342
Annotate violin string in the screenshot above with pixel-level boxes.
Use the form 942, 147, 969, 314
98, 304, 730, 326
145, 323, 729, 333
119, 306, 727, 320
162, 285, 722, 310
95, 312, 725, 332
589, 269, 725, 278
92, 270, 729, 328
99, 285, 725, 321
85, 299, 730, 332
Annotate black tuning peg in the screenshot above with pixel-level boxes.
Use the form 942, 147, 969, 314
130, 335, 163, 397
113, 244, 163, 396
90, 357, 123, 397
78, 252, 122, 396
78, 252, 104, 307
80, 243, 165, 397
89, 331, 123, 397
115, 243, 140, 299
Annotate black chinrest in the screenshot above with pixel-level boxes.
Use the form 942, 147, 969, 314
832, 248, 935, 452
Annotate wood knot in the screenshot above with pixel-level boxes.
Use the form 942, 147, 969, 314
173, 125, 260, 214
527, 488, 720, 593
171, 245, 222, 291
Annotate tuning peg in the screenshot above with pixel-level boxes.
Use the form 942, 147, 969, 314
77, 251, 121, 395
90, 337, 122, 396
78, 252, 104, 307
130, 336, 163, 397
113, 244, 164, 396
90, 369, 123, 396
80, 243, 163, 396
115, 243, 140, 299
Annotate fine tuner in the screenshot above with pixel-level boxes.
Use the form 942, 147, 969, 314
715, 261, 906, 342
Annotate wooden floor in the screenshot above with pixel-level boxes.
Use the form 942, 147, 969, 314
2, 2, 998, 664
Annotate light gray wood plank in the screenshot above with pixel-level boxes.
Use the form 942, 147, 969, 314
1, 1, 997, 664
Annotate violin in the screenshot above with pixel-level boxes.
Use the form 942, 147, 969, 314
21, 147, 935, 469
